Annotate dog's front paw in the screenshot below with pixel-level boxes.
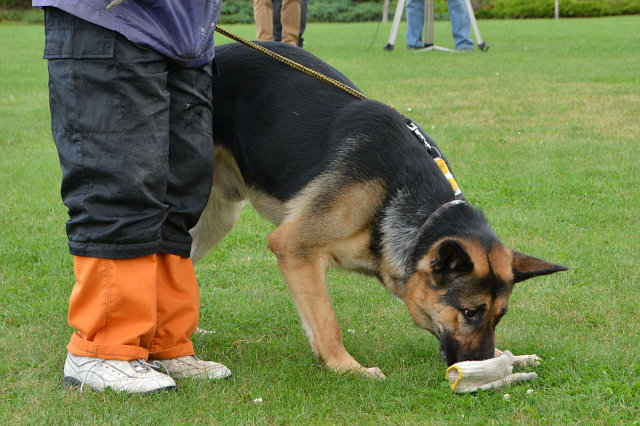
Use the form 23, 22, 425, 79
362, 366, 386, 380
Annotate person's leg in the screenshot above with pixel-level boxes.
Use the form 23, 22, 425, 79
149, 253, 198, 360
65, 254, 182, 392
151, 253, 232, 379
148, 61, 212, 357
254, 0, 274, 41
45, 9, 169, 359
147, 61, 230, 380
159, 62, 214, 259
45, 7, 176, 392
67, 255, 158, 360
272, 0, 282, 41
280, 0, 301, 46
47, 18, 171, 353
447, 0, 474, 50
298, 0, 307, 47
405, 0, 425, 48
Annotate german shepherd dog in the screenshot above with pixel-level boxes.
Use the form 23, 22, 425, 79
190, 42, 567, 379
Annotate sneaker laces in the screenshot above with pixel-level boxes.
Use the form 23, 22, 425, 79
130, 359, 158, 373
79, 358, 107, 392
150, 360, 170, 375
79, 358, 157, 391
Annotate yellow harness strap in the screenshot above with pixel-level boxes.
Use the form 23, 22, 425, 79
435, 158, 462, 197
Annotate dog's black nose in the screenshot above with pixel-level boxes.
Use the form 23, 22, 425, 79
440, 347, 457, 366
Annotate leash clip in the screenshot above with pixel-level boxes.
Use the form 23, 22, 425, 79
406, 121, 441, 158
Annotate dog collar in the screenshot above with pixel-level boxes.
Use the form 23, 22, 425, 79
405, 120, 465, 201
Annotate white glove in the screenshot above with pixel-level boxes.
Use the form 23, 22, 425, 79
445, 350, 540, 393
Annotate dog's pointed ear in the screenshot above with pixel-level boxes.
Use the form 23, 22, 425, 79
430, 239, 473, 275
512, 251, 568, 283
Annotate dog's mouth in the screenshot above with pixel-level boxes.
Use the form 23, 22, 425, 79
439, 347, 450, 365
439, 343, 457, 366
440, 337, 495, 366
436, 329, 458, 366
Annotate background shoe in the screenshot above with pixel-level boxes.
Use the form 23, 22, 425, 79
63, 352, 177, 394
153, 355, 232, 379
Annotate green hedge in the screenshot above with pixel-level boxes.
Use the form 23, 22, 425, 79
475, 0, 640, 18
306, 0, 384, 22
218, 0, 639, 24
0, 0, 29, 7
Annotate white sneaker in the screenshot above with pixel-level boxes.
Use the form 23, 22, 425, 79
153, 355, 232, 380
63, 352, 177, 394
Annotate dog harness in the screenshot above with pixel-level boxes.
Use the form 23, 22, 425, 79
404, 121, 464, 201
213, 26, 465, 202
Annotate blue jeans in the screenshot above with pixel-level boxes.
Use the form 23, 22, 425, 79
405, 0, 474, 50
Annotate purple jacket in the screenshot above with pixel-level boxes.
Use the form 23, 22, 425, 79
33, 0, 221, 67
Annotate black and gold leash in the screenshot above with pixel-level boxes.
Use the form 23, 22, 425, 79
215, 26, 369, 102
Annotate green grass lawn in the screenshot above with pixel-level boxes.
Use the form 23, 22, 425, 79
1, 13, 639, 423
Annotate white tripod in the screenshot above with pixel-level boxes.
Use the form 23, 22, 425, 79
383, 0, 488, 52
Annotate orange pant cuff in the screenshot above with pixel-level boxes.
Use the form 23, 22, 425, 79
149, 341, 195, 360
67, 332, 150, 361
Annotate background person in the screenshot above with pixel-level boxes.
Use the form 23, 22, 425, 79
406, 0, 475, 51
253, 0, 302, 46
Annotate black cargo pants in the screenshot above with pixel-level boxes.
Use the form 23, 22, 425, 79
44, 8, 214, 259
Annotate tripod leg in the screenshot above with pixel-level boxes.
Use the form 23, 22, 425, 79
425, 0, 434, 47
384, 0, 406, 50
463, 0, 488, 51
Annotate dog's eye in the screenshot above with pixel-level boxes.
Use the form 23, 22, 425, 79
463, 309, 478, 318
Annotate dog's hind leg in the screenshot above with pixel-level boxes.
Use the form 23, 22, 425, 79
267, 219, 385, 379
190, 147, 247, 263
190, 194, 244, 263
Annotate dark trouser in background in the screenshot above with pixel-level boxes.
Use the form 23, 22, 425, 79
273, 0, 307, 47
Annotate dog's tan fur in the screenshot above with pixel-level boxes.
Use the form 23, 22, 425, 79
267, 179, 388, 377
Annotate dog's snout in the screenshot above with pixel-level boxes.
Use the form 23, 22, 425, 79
439, 332, 495, 366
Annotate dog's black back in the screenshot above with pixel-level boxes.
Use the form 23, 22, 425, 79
212, 42, 456, 209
